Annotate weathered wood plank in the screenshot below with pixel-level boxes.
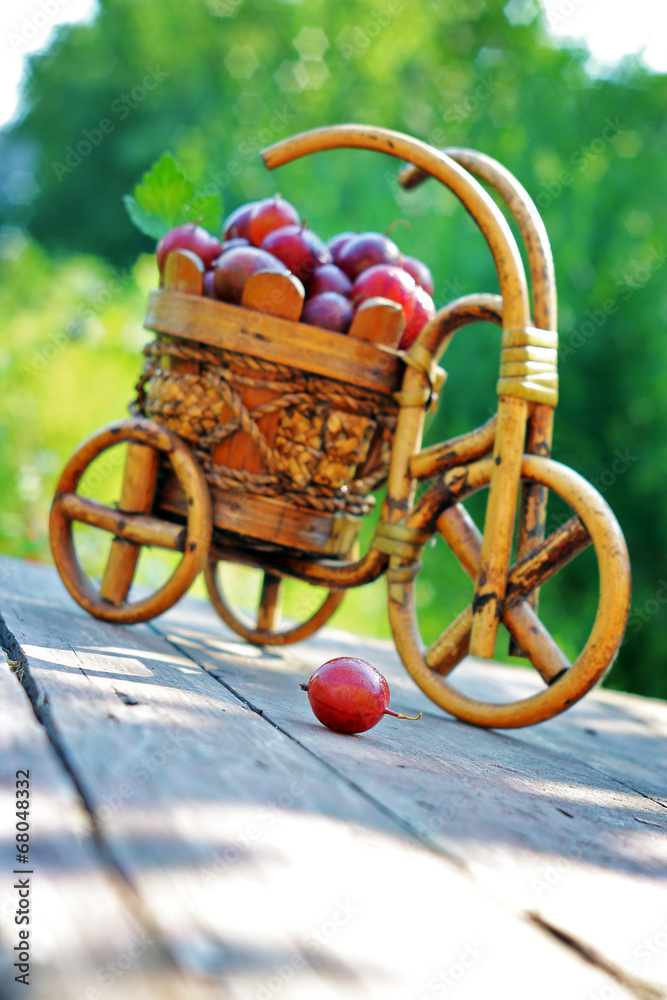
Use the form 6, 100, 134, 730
0, 614, 195, 1000
145, 289, 403, 394
0, 556, 640, 999
155, 598, 667, 997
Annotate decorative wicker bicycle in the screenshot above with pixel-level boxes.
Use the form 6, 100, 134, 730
49, 125, 631, 729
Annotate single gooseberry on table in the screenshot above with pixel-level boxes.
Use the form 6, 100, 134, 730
301, 656, 421, 734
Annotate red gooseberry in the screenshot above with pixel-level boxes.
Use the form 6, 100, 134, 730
301, 656, 421, 734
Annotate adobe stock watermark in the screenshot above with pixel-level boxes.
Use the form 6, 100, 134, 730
535, 118, 628, 210
78, 267, 134, 323
624, 577, 667, 641
530, 840, 597, 898
576, 918, 667, 1000
64, 930, 153, 1000
204, 0, 245, 15
242, 899, 360, 1000
436, 76, 499, 130
545, 0, 589, 29
625, 918, 667, 978
560, 245, 667, 363
384, 168, 437, 217
16, 331, 69, 382
15, 268, 133, 382
51, 67, 169, 181
189, 107, 296, 214
589, 448, 638, 497
435, 276, 468, 308
415, 942, 486, 998
8, 0, 74, 53
546, 449, 637, 535
336, 0, 403, 61
200, 771, 319, 884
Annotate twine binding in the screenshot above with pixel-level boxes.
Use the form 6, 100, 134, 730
131, 336, 399, 517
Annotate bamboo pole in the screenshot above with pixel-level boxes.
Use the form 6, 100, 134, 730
204, 559, 345, 646
49, 418, 212, 624
257, 573, 284, 632
399, 148, 558, 653
59, 492, 183, 551
387, 454, 630, 728
469, 394, 528, 657
100, 444, 161, 604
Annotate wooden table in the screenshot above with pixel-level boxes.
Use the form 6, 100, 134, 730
1, 555, 665, 1000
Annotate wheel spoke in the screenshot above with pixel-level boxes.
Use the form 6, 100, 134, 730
57, 494, 184, 550
49, 417, 212, 624
502, 603, 570, 682
425, 596, 569, 683
205, 559, 345, 646
257, 573, 284, 631
439, 505, 592, 603
388, 453, 631, 728
437, 503, 483, 579
431, 504, 584, 683
505, 515, 591, 608
100, 540, 142, 604
426, 605, 472, 675
98, 444, 160, 605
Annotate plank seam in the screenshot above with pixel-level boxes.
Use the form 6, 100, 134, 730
150, 618, 667, 995
0, 609, 196, 992
148, 620, 470, 875
506, 731, 667, 813
528, 912, 666, 1000
0, 610, 109, 848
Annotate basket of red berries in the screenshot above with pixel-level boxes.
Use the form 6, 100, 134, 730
134, 194, 437, 559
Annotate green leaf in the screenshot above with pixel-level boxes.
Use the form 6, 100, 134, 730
122, 194, 169, 240
186, 192, 223, 234
124, 152, 222, 239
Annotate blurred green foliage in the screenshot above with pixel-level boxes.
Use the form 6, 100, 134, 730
2, 0, 667, 697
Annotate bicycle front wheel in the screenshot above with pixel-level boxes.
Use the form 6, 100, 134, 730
389, 455, 631, 728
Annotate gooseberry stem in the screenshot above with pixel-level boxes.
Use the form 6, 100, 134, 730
385, 219, 411, 237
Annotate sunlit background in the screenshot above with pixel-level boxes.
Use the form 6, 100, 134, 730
1, 0, 666, 698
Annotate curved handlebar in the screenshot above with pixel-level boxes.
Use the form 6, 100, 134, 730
399, 148, 557, 333
261, 124, 531, 336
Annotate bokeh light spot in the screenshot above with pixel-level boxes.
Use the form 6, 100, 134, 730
224, 46, 259, 79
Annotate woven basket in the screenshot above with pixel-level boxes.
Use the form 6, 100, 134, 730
133, 289, 404, 558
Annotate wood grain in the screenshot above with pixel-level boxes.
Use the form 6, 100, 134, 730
0, 613, 196, 1000
0, 555, 647, 999
347, 297, 404, 346
241, 270, 305, 321
145, 289, 403, 394
154, 592, 667, 998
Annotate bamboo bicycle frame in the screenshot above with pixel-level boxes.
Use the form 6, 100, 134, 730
49, 123, 631, 727
262, 124, 539, 656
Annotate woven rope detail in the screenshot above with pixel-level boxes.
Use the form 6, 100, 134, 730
496, 327, 558, 406
132, 336, 397, 516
